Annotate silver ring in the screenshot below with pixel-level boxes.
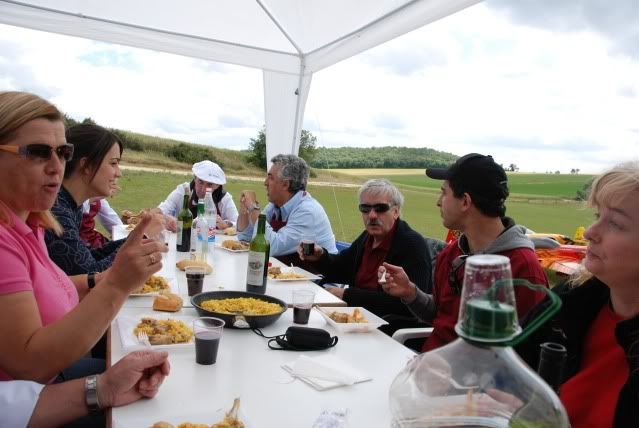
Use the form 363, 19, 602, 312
149, 254, 156, 264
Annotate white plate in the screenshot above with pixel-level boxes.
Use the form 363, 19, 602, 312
129, 275, 177, 297
114, 405, 252, 428
316, 307, 388, 333
215, 242, 249, 253
117, 313, 196, 350
268, 266, 321, 282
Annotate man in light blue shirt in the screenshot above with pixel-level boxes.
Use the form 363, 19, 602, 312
237, 154, 337, 258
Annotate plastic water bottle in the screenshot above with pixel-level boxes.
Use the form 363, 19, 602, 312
204, 188, 216, 245
193, 201, 208, 261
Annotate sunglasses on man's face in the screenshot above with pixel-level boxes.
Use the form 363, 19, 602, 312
0, 143, 74, 162
358, 203, 393, 214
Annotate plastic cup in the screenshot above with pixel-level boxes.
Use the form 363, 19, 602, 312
185, 266, 205, 296
292, 290, 315, 324
193, 317, 224, 365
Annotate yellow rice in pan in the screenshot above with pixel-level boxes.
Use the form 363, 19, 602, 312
200, 297, 283, 316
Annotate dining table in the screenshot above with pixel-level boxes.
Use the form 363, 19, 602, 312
109, 225, 416, 427
113, 225, 346, 308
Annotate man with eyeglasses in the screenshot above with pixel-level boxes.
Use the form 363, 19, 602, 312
299, 179, 438, 331
382, 154, 547, 351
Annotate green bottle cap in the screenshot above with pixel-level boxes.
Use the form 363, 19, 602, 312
460, 298, 517, 340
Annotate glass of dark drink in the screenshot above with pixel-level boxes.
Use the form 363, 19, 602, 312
185, 266, 205, 296
292, 290, 315, 324
301, 240, 315, 257
193, 317, 225, 365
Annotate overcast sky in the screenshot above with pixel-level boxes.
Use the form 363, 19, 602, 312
1, 0, 638, 173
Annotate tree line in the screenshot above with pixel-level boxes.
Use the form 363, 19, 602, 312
309, 146, 457, 169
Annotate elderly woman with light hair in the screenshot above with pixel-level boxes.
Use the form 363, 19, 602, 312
299, 178, 438, 331
0, 91, 167, 384
517, 161, 639, 427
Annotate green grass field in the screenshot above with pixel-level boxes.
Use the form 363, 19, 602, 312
331, 169, 594, 199
110, 169, 594, 243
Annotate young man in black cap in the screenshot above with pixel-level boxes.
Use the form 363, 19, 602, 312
381, 153, 548, 351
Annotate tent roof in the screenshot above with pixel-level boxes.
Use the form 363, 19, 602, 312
0, 0, 482, 163
0, 0, 481, 74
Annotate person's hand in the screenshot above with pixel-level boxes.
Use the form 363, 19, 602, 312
239, 190, 257, 213
379, 262, 416, 302
163, 215, 177, 232
327, 287, 345, 299
97, 350, 170, 408
297, 242, 323, 261
216, 215, 228, 230
102, 213, 168, 295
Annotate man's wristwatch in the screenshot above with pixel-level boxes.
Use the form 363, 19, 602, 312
85, 375, 101, 414
87, 272, 97, 289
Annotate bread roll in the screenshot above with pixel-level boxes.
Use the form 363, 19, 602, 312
224, 226, 237, 236
175, 259, 213, 274
153, 292, 183, 312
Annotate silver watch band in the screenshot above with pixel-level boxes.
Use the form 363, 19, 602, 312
85, 375, 101, 413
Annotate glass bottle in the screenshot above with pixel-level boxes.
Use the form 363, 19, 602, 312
246, 214, 269, 294
204, 188, 216, 245
176, 184, 192, 252
389, 255, 568, 428
192, 201, 209, 262
537, 342, 567, 394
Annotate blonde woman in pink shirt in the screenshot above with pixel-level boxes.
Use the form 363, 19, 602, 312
0, 91, 168, 383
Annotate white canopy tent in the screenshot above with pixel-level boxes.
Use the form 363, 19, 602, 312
0, 0, 481, 164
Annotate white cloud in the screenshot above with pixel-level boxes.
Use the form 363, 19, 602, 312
1, 1, 638, 173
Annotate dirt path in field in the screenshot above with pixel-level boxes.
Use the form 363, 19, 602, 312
120, 164, 361, 188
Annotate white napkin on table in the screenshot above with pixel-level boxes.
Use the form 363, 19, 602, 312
282, 355, 371, 391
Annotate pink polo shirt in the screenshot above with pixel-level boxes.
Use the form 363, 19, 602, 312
0, 210, 79, 381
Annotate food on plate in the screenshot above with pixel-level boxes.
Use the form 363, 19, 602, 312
201, 297, 283, 316
267, 266, 305, 280
328, 308, 368, 324
212, 398, 244, 428
134, 275, 170, 294
151, 424, 208, 428
134, 318, 193, 345
121, 209, 145, 225
176, 259, 213, 274
150, 399, 244, 428
223, 226, 237, 236
221, 240, 249, 251
153, 291, 183, 312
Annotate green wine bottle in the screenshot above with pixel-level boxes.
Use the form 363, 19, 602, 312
246, 214, 270, 294
176, 184, 193, 252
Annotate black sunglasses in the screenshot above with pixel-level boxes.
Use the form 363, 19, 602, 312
358, 203, 393, 214
448, 254, 469, 294
0, 143, 74, 162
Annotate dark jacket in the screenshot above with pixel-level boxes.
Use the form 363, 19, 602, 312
517, 277, 639, 427
316, 219, 434, 321
45, 187, 125, 275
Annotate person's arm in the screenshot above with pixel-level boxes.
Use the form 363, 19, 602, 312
97, 199, 123, 230
262, 206, 317, 256
27, 350, 170, 428
236, 191, 260, 234
217, 193, 239, 227
45, 207, 124, 275
0, 216, 167, 383
157, 184, 183, 217
381, 262, 437, 323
